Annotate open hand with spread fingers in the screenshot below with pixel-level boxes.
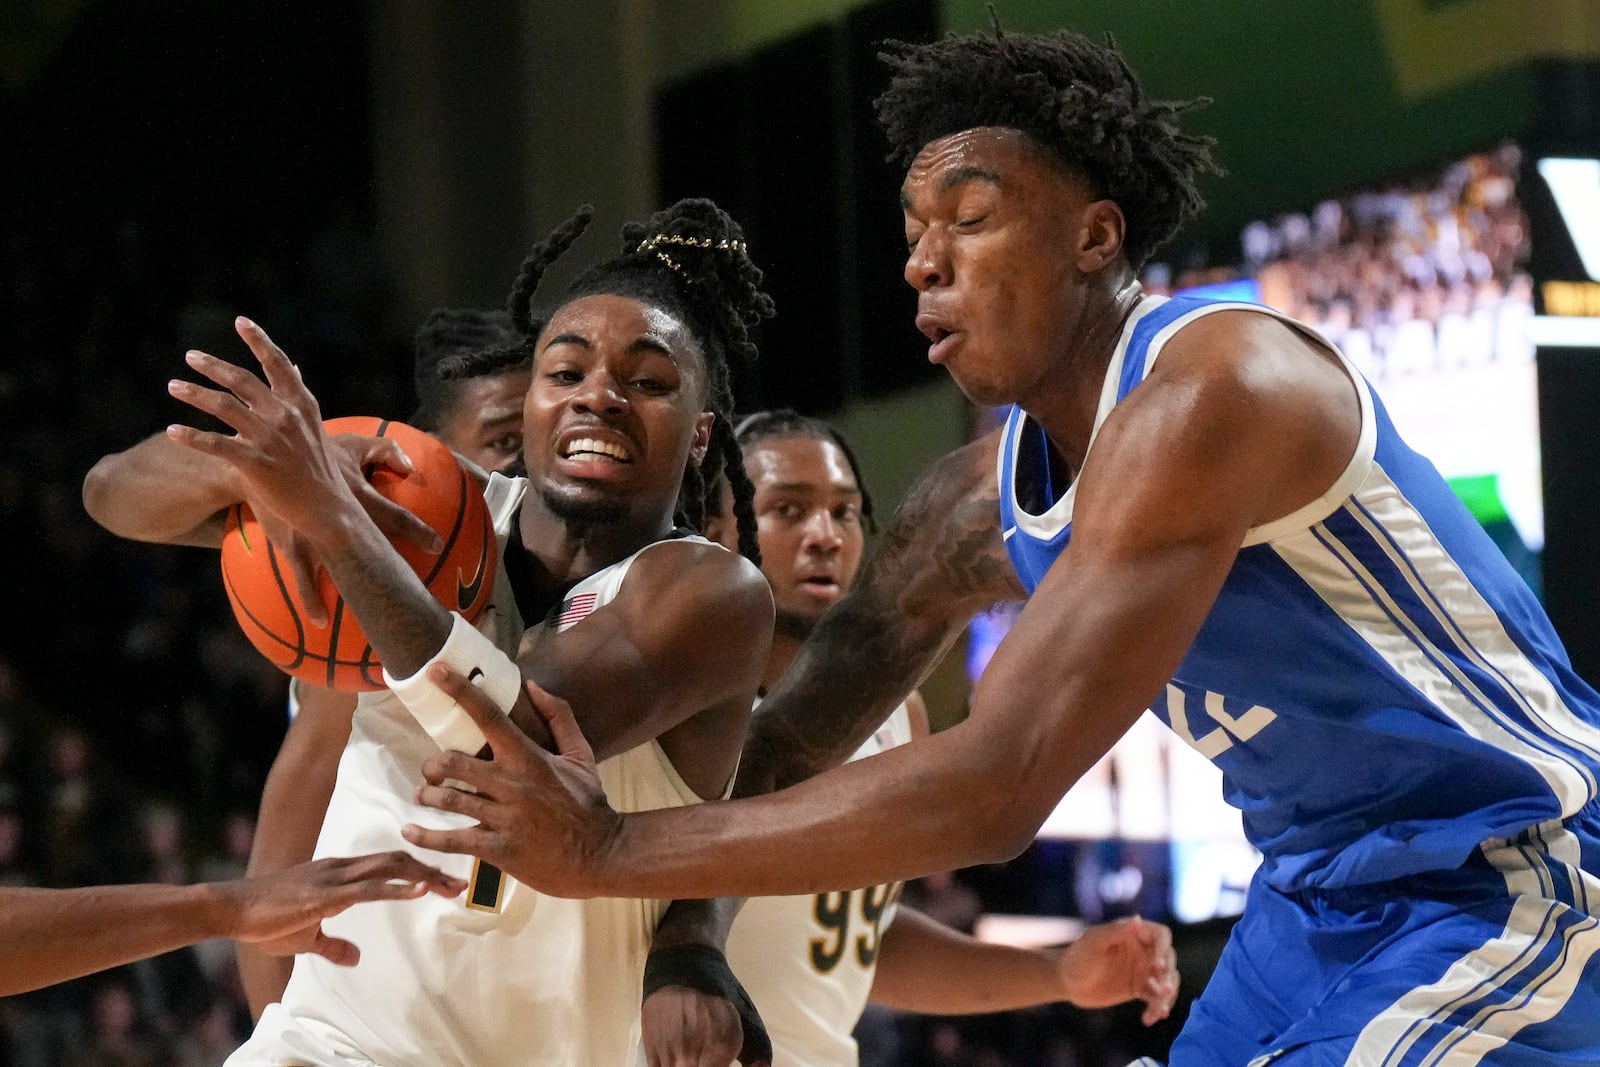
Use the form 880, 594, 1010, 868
163, 316, 441, 610
402, 663, 623, 898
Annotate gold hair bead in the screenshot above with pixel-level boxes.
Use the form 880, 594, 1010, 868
634, 232, 747, 272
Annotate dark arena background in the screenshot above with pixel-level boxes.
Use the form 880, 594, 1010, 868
2, 1, 1598, 1064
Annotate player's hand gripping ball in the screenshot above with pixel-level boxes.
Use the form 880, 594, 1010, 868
220, 416, 497, 691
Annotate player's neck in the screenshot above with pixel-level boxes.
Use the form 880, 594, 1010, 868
516, 498, 676, 591
1021, 279, 1144, 477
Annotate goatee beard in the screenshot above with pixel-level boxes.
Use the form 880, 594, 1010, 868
540, 486, 628, 528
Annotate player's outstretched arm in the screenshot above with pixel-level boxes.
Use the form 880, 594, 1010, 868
82, 430, 247, 547
406, 315, 1358, 898
868, 909, 1179, 1025
0, 852, 465, 996
735, 431, 1022, 796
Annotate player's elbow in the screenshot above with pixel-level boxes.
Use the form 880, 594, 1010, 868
82, 455, 154, 540
960, 767, 1052, 865
81, 459, 114, 527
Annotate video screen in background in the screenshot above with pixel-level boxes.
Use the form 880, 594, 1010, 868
970, 143, 1538, 926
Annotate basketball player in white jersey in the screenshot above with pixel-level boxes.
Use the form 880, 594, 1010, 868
236, 305, 532, 1016
83, 198, 778, 1066
666, 410, 1177, 1067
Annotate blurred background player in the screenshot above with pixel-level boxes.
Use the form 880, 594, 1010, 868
689, 409, 1178, 1067
89, 198, 777, 1066
236, 305, 530, 1015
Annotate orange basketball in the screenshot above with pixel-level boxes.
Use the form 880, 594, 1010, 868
219, 416, 498, 691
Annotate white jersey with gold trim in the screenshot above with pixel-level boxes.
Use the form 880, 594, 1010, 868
229, 473, 718, 1067
723, 702, 915, 1067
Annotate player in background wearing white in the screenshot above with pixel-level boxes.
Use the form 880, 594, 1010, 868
0, 852, 464, 996
83, 199, 777, 1067
236, 306, 532, 1016
685, 410, 1177, 1067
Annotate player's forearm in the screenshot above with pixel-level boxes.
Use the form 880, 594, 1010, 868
0, 883, 230, 995
736, 594, 960, 796
650, 897, 744, 953
868, 906, 1062, 1015
82, 432, 243, 546
306, 506, 454, 680
602, 724, 1036, 899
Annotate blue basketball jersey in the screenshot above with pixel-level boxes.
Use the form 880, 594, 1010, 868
998, 293, 1600, 894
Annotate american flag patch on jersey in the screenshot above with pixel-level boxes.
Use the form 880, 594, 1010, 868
556, 592, 598, 628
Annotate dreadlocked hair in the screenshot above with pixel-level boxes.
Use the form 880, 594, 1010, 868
408, 307, 523, 432
734, 409, 878, 534
435, 206, 595, 384
449, 198, 774, 565
874, 17, 1220, 268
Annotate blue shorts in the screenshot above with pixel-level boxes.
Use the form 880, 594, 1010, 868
1170, 806, 1600, 1066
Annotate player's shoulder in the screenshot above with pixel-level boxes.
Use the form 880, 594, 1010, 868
1151, 305, 1343, 400
623, 535, 770, 614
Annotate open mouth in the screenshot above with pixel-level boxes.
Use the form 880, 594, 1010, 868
927, 329, 960, 363
561, 437, 633, 463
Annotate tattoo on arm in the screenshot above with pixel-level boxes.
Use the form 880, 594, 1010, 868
738, 439, 1023, 794
319, 541, 453, 680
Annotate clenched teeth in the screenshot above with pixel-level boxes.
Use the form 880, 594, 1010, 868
563, 438, 632, 462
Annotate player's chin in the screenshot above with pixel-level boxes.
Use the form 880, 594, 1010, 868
946, 363, 1016, 409
538, 481, 632, 527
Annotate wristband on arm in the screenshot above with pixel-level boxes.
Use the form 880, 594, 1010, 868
383, 612, 522, 754
643, 943, 772, 1065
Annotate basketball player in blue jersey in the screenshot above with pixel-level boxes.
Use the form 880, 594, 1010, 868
402, 23, 1600, 1067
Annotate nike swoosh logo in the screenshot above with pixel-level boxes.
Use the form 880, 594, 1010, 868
456, 534, 490, 611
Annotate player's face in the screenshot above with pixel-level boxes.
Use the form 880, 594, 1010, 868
747, 435, 865, 634
435, 368, 532, 474
901, 126, 1108, 407
524, 294, 713, 528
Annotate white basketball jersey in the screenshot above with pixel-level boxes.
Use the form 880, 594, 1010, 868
230, 474, 718, 1067
723, 703, 915, 1067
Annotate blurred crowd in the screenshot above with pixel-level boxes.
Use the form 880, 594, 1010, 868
0, 203, 407, 1065
1149, 142, 1535, 381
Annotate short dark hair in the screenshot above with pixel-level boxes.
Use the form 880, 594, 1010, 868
874, 21, 1219, 268
443, 200, 776, 564
733, 409, 878, 534
408, 307, 523, 433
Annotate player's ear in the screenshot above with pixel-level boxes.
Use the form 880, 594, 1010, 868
1075, 199, 1126, 273
689, 412, 714, 467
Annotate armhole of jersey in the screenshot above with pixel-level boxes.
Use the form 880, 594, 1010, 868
1139, 302, 1375, 549
1241, 315, 1377, 547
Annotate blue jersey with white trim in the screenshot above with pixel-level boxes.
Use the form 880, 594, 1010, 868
998, 293, 1600, 893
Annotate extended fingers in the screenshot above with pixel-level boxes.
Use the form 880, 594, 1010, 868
420, 747, 496, 789
400, 821, 495, 858
414, 782, 496, 823
235, 317, 301, 391
525, 679, 595, 763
